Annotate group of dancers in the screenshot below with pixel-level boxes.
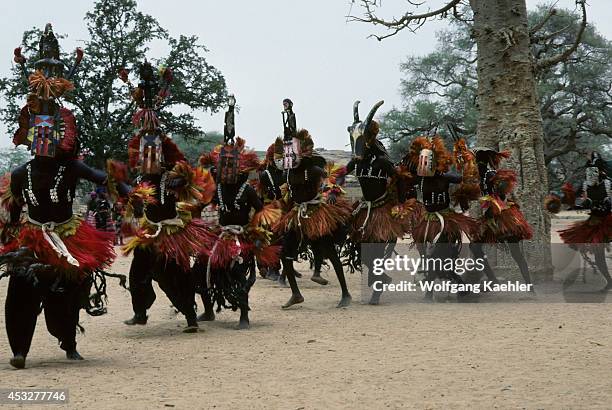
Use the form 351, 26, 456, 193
0, 25, 609, 369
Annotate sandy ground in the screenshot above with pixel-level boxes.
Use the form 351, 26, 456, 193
0, 214, 611, 410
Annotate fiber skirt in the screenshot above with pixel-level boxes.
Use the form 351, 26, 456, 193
350, 198, 415, 242
5, 217, 115, 280
412, 207, 478, 244
559, 213, 611, 244
274, 198, 352, 240
123, 218, 216, 271
197, 227, 280, 312
475, 204, 533, 243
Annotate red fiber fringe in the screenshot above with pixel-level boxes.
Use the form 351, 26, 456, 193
491, 169, 517, 196
58, 108, 77, 154
16, 220, 115, 275
475, 204, 533, 242
560, 214, 612, 244
544, 194, 562, 214
561, 182, 576, 207
126, 218, 216, 271
208, 232, 281, 270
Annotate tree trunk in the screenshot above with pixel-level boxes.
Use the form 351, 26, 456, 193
470, 0, 552, 277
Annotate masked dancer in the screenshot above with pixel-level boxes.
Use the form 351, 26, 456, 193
467, 146, 534, 287
274, 99, 353, 308
119, 61, 216, 332
341, 100, 415, 305
0, 25, 128, 368
401, 136, 479, 300
557, 152, 611, 291
197, 95, 280, 329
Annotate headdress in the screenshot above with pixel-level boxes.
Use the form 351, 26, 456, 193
259, 142, 276, 171
347, 100, 386, 159
208, 95, 259, 183
12, 24, 83, 158
274, 128, 316, 170
121, 60, 182, 174
404, 135, 452, 176
472, 146, 511, 169
276, 99, 318, 169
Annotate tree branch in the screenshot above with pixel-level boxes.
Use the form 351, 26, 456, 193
348, 0, 462, 41
536, 0, 587, 71
530, 4, 558, 36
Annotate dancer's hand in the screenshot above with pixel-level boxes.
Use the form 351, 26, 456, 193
327, 192, 337, 205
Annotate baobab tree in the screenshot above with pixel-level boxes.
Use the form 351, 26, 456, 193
350, 0, 587, 274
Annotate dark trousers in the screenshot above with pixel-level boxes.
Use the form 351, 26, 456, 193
128, 247, 196, 319
5, 275, 81, 357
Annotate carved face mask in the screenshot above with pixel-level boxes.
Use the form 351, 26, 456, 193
218, 145, 240, 184
585, 166, 600, 186
139, 132, 163, 174
417, 149, 435, 177
283, 138, 301, 169
348, 122, 367, 159
28, 114, 61, 157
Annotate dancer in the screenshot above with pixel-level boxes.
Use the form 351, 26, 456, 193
401, 136, 479, 300
0, 24, 127, 368
341, 100, 415, 304
258, 141, 327, 284
256, 143, 284, 281
557, 152, 611, 291
274, 99, 353, 308
468, 146, 534, 286
119, 60, 216, 332
198, 95, 280, 329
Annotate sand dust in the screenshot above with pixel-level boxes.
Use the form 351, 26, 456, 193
0, 214, 611, 409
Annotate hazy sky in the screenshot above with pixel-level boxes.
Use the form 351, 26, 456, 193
1, 0, 610, 151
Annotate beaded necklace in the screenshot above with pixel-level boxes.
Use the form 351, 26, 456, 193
218, 181, 249, 212
24, 163, 70, 206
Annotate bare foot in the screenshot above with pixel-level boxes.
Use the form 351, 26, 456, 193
197, 311, 215, 322
368, 291, 382, 305
183, 324, 199, 333
311, 275, 329, 286
10, 354, 25, 369
66, 350, 84, 360
336, 294, 352, 308
123, 314, 147, 325
282, 294, 304, 309
236, 319, 250, 330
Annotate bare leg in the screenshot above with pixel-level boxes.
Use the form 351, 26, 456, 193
311, 247, 328, 285
281, 258, 304, 308
594, 245, 612, 291
198, 293, 215, 322
507, 239, 532, 285
5, 275, 40, 368
469, 242, 500, 284
314, 236, 351, 308
367, 241, 395, 305
237, 298, 250, 330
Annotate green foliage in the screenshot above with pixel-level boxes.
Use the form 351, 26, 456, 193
172, 131, 223, 165
0, 146, 31, 175
382, 7, 612, 189
0, 0, 227, 168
